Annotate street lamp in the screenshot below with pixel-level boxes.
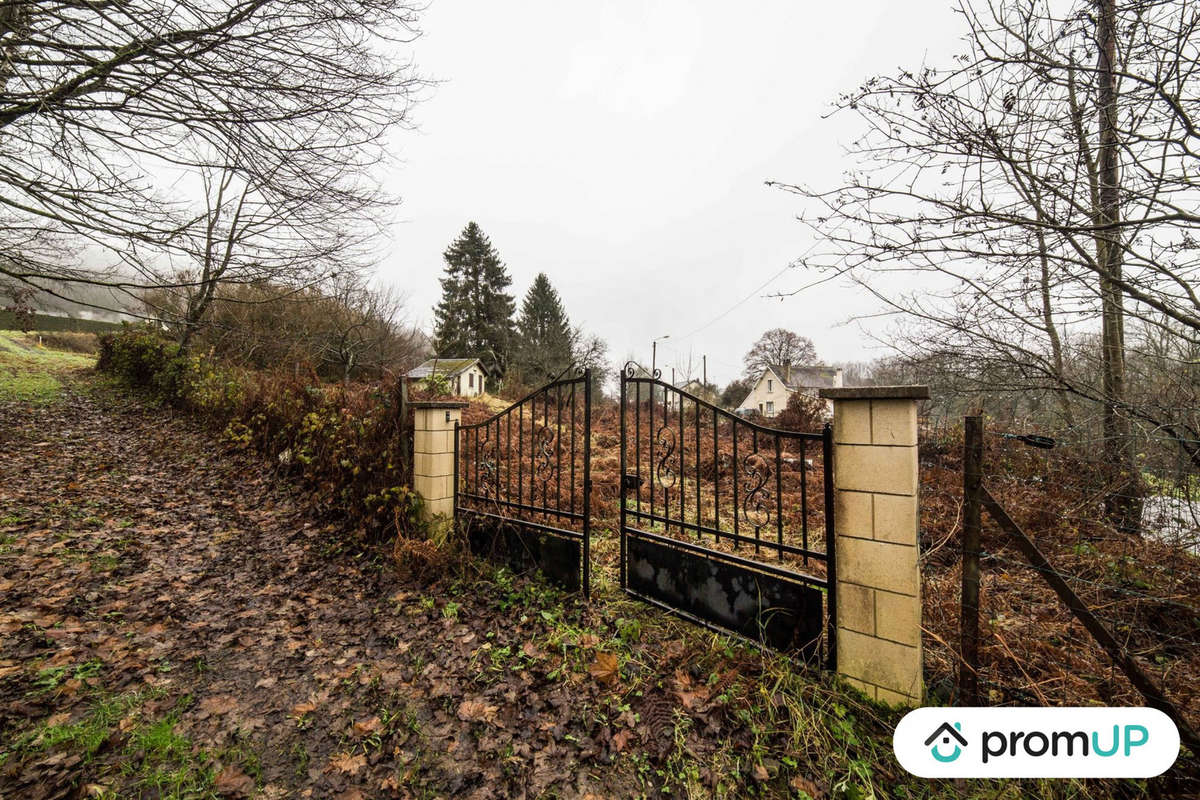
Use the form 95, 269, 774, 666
651, 334, 670, 375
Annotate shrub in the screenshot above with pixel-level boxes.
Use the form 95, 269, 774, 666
774, 391, 829, 432
25, 332, 100, 354
97, 327, 422, 539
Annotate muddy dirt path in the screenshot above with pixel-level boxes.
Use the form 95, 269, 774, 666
0, 376, 645, 799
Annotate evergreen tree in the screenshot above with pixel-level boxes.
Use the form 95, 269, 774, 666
511, 273, 573, 382
432, 222, 515, 373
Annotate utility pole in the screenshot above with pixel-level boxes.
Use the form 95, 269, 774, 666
702, 355, 707, 387
651, 334, 670, 375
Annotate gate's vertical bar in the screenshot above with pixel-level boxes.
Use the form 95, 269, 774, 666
530, 394, 537, 505
556, 383, 563, 512
582, 369, 592, 599
694, 398, 701, 537
823, 422, 837, 671
619, 368, 628, 590
800, 438, 809, 565
517, 404, 524, 508
635, 377, 641, 518
712, 412, 719, 544
961, 414, 983, 705
679, 386, 685, 534
752, 428, 761, 554
649, 374, 656, 521
570, 380, 576, 517
667, 383, 676, 532
775, 435, 784, 554
532, 392, 538, 509
731, 421, 740, 547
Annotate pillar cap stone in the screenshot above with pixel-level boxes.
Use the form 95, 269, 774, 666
819, 386, 930, 400
410, 400, 470, 409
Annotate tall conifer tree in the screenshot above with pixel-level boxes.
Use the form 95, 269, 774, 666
432, 222, 515, 373
512, 273, 573, 382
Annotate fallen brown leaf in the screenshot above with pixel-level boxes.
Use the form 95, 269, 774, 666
352, 715, 382, 737
213, 764, 255, 797
457, 699, 499, 724
329, 751, 367, 774
199, 695, 239, 716
790, 774, 823, 797
291, 701, 316, 717
588, 652, 619, 685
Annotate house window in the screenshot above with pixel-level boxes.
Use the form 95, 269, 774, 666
468, 372, 474, 389
767, 379, 773, 392
766, 401, 774, 415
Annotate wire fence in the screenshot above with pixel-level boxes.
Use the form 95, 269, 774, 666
917, 413, 1200, 733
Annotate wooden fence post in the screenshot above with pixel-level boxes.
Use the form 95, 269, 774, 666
960, 414, 983, 705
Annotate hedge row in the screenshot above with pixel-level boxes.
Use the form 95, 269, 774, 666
97, 326, 421, 538
0, 311, 125, 334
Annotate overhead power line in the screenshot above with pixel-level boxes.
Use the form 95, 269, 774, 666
672, 238, 825, 344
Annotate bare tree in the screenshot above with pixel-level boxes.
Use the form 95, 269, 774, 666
152, 155, 379, 350
570, 327, 611, 398
742, 328, 818, 380
0, 0, 422, 314
772, 0, 1200, 530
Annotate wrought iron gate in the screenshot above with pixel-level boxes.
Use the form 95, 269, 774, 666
455, 368, 591, 596
619, 363, 836, 665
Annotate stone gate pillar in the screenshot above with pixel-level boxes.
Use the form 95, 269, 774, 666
412, 401, 467, 522
819, 385, 929, 705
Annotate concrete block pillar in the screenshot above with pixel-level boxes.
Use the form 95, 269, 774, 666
819, 385, 929, 706
412, 401, 468, 521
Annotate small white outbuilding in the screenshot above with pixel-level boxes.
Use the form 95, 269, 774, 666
406, 357, 490, 397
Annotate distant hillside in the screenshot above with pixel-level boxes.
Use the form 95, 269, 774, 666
0, 311, 125, 334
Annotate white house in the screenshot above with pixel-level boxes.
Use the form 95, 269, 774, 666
667, 378, 716, 410
406, 357, 490, 397
736, 364, 843, 418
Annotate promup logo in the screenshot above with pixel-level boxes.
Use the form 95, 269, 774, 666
894, 707, 1179, 778
924, 722, 967, 763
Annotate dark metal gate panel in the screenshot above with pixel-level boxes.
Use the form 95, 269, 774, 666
455, 368, 591, 596
618, 362, 836, 666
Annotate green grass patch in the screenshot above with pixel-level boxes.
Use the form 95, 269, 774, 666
2, 687, 258, 800
0, 330, 95, 403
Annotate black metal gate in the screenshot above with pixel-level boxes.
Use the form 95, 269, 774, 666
619, 363, 836, 665
455, 368, 591, 596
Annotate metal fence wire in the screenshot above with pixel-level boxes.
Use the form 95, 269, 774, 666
917, 415, 1200, 740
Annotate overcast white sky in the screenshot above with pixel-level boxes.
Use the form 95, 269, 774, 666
379, 0, 966, 386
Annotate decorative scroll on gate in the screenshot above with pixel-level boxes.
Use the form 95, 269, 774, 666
455, 368, 591, 596
619, 363, 836, 665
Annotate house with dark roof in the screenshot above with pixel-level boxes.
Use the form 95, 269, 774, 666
405, 357, 490, 397
736, 363, 843, 418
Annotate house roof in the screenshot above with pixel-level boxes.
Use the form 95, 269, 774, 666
405, 357, 488, 379
765, 363, 841, 390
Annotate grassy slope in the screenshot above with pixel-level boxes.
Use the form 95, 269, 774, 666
0, 330, 95, 404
